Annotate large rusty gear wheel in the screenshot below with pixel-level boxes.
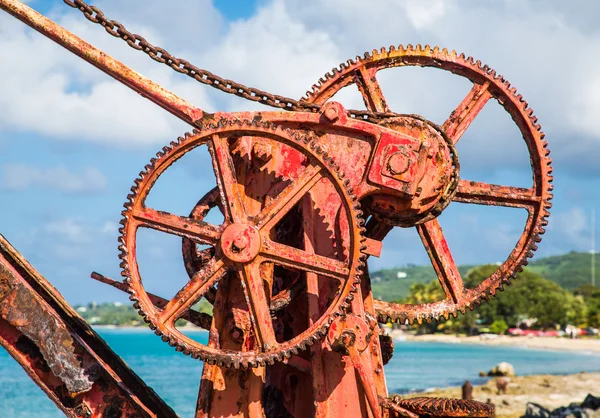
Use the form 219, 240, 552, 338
119, 119, 366, 367
303, 45, 553, 324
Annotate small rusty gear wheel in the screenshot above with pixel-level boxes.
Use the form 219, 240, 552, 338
119, 119, 366, 367
381, 396, 494, 418
378, 332, 394, 366
303, 45, 553, 324
181, 188, 221, 304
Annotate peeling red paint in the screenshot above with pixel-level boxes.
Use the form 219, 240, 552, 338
0, 1, 549, 417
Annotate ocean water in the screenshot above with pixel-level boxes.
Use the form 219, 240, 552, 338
1, 328, 600, 417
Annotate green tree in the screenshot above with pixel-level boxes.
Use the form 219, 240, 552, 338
401, 265, 586, 333
589, 296, 600, 328
489, 319, 508, 335
574, 284, 598, 299
575, 287, 600, 328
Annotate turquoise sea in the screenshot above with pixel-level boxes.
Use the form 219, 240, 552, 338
2, 328, 600, 417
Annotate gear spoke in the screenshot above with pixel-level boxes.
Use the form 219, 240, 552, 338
121, 120, 365, 365
209, 134, 246, 223
159, 257, 225, 325
255, 164, 323, 231
261, 240, 349, 281
442, 81, 492, 144
454, 179, 540, 210
132, 207, 222, 245
356, 67, 390, 113
239, 261, 278, 350
305, 45, 552, 324
416, 219, 464, 304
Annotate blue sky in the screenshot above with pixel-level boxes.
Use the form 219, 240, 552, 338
0, 0, 599, 304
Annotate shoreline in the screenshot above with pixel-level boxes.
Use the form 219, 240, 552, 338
91, 324, 207, 331
89, 327, 599, 416
395, 332, 600, 354
92, 326, 600, 354
403, 372, 600, 418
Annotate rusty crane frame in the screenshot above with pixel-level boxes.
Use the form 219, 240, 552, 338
0, 0, 553, 417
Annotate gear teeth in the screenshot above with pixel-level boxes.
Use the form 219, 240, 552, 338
305, 45, 552, 325
119, 119, 366, 368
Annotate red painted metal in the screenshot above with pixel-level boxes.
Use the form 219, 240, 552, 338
0, 0, 553, 417
303, 46, 552, 326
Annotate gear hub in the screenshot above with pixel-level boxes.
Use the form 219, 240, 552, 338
219, 224, 261, 263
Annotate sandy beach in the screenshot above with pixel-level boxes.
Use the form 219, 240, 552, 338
399, 332, 600, 354
403, 372, 600, 418
392, 333, 600, 417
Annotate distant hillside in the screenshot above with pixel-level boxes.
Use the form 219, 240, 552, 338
369, 264, 475, 302
370, 251, 598, 302
527, 251, 598, 290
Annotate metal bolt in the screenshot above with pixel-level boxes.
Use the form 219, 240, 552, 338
230, 327, 244, 341
324, 106, 339, 123
339, 330, 356, 348
232, 235, 248, 252
387, 152, 410, 175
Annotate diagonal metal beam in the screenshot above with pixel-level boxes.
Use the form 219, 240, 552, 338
0, 234, 177, 418
0, 0, 205, 126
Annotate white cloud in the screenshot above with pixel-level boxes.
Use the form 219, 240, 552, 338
1, 163, 107, 194
38, 217, 116, 261
0, 2, 217, 146
201, 0, 341, 111
12, 217, 122, 296
569, 75, 600, 140
1, 0, 599, 166
44, 218, 92, 244
402, 0, 447, 30
100, 221, 117, 234
284, 0, 600, 174
547, 207, 593, 252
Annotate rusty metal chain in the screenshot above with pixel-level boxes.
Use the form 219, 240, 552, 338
61, 0, 393, 122
61, 0, 461, 223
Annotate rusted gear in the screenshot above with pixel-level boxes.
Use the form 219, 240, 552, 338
362, 114, 460, 227
119, 119, 366, 367
181, 187, 310, 312
381, 396, 494, 418
378, 331, 394, 366
181, 188, 220, 305
303, 45, 553, 324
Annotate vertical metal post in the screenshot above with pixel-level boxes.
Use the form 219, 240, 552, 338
593, 209, 596, 287
462, 380, 473, 401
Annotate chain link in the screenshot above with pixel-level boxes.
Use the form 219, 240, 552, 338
62, 0, 459, 217
62, 0, 325, 112
61, 0, 409, 123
